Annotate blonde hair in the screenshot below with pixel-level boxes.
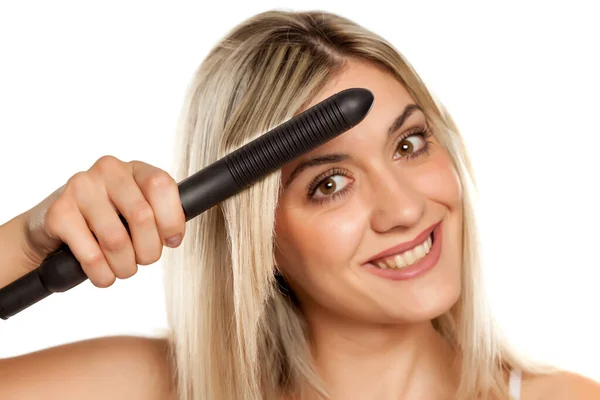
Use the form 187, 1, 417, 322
163, 9, 549, 400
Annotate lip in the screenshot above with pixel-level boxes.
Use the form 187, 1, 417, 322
364, 221, 440, 264
362, 221, 443, 281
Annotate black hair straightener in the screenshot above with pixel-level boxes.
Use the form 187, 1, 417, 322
0, 87, 374, 320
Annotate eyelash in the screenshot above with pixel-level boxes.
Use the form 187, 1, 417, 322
306, 125, 434, 205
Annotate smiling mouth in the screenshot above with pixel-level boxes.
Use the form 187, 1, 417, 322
371, 232, 434, 269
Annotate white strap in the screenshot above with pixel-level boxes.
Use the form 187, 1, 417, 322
509, 368, 522, 400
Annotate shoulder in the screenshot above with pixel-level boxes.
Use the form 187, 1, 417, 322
0, 335, 175, 400
522, 370, 600, 399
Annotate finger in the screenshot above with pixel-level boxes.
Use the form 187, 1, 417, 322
45, 196, 116, 288
130, 160, 186, 248
101, 161, 163, 266
69, 171, 138, 280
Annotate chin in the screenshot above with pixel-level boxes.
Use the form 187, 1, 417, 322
396, 284, 461, 324
364, 270, 463, 325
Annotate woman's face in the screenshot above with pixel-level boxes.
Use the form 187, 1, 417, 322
274, 60, 463, 325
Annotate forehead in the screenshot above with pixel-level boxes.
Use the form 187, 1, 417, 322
289, 60, 418, 159
304, 60, 413, 110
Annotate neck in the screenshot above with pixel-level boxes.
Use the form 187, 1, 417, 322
302, 308, 460, 400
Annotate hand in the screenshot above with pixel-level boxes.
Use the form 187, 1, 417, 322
21, 155, 185, 288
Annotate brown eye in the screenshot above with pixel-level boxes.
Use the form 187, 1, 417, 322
312, 175, 352, 200
398, 139, 414, 155
318, 177, 336, 195
394, 134, 427, 159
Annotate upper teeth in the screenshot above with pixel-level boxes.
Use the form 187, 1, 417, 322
374, 234, 433, 269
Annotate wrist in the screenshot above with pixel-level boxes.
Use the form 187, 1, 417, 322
17, 212, 47, 270
6, 212, 42, 272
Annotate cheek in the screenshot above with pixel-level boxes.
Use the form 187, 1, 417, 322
413, 151, 462, 208
274, 202, 367, 278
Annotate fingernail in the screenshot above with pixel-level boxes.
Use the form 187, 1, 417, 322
165, 234, 182, 248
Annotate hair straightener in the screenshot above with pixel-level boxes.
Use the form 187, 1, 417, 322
0, 87, 374, 320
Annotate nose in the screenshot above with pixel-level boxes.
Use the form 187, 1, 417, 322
367, 168, 425, 233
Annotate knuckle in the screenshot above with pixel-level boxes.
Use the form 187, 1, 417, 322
101, 230, 130, 253
84, 251, 106, 269
66, 172, 94, 201
66, 171, 86, 185
67, 171, 92, 191
147, 170, 174, 191
93, 155, 123, 175
130, 201, 155, 226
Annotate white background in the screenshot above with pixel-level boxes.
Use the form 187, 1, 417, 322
1, 0, 599, 383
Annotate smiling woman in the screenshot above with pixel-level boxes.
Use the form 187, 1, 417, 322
1, 7, 599, 400
160, 10, 599, 400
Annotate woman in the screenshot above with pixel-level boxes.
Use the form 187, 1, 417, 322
0, 9, 598, 400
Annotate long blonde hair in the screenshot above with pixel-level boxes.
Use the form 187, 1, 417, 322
163, 9, 546, 400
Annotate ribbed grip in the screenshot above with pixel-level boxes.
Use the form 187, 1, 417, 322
225, 88, 370, 188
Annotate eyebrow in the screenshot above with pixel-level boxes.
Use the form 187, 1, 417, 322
283, 103, 423, 188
